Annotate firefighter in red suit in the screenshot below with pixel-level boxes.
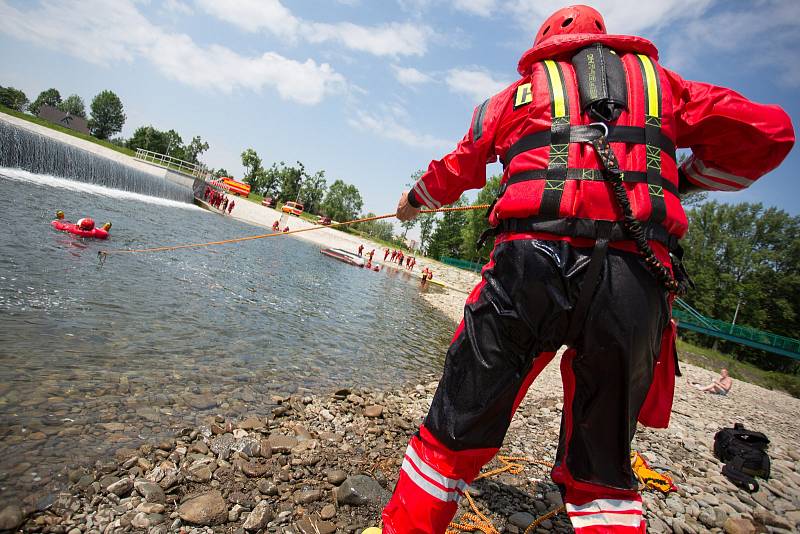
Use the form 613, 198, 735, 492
382, 5, 793, 533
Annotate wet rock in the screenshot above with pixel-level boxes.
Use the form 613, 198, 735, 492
107, 477, 133, 497
134, 479, 165, 503
364, 405, 384, 418
259, 439, 272, 458
296, 514, 337, 534
325, 469, 347, 486
186, 463, 213, 482
724, 517, 758, 534
242, 500, 273, 531
333, 388, 351, 400
240, 460, 270, 478
257, 479, 279, 496
178, 491, 228, 526
295, 489, 324, 504
189, 441, 209, 455
508, 511, 535, 528
209, 434, 235, 459
238, 416, 265, 430
228, 491, 255, 508
335, 475, 390, 507
187, 395, 218, 410
269, 434, 299, 453
131, 512, 150, 529
50, 492, 80, 516
0, 505, 26, 531
320, 504, 336, 520
137, 502, 165, 514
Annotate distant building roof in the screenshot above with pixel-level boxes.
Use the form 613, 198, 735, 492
37, 105, 90, 134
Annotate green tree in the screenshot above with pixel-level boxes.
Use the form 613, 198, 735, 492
184, 136, 209, 164
298, 170, 327, 214
278, 161, 306, 202
461, 175, 502, 262
88, 90, 125, 139
29, 88, 61, 115
418, 212, 436, 255
427, 196, 468, 259
321, 180, 363, 222
682, 201, 800, 372
214, 168, 230, 179
127, 125, 168, 153
57, 94, 86, 118
241, 148, 264, 190
356, 213, 395, 242
0, 86, 29, 111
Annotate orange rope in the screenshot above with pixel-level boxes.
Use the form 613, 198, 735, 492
446, 455, 561, 534
98, 204, 489, 258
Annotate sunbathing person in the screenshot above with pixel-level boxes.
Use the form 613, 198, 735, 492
691, 368, 733, 395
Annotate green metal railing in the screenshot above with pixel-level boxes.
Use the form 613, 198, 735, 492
440, 256, 484, 273
673, 299, 800, 359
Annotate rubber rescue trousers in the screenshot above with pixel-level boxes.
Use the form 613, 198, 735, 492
384, 31, 794, 534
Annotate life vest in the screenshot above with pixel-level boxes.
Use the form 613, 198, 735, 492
488, 37, 688, 240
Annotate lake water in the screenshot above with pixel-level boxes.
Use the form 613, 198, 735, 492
0, 168, 454, 507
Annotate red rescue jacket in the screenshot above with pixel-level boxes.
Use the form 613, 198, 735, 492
409, 33, 794, 241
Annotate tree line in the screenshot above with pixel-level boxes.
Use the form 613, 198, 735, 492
0, 84, 209, 165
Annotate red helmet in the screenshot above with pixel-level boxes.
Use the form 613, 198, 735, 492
534, 4, 606, 46
77, 217, 95, 230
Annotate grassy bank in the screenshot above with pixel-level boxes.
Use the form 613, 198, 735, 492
677, 337, 800, 398
0, 105, 136, 157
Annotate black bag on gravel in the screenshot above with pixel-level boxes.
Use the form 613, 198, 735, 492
714, 423, 770, 492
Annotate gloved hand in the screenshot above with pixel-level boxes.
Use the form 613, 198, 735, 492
396, 191, 421, 221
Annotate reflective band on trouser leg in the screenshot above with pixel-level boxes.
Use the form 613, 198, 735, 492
382, 429, 495, 534
539, 60, 570, 218
636, 54, 666, 224
553, 350, 646, 533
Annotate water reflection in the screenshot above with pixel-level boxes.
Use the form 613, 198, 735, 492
0, 169, 453, 505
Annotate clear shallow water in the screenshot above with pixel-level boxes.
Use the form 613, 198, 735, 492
0, 168, 453, 506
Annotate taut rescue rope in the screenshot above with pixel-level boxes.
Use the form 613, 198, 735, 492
97, 204, 489, 260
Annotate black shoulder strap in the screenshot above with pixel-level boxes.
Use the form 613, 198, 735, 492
634, 54, 667, 224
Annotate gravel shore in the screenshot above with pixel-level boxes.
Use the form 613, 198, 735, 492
4, 353, 798, 533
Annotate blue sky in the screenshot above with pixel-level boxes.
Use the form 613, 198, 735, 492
1, 0, 798, 222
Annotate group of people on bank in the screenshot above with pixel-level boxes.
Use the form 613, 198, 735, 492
203, 186, 235, 215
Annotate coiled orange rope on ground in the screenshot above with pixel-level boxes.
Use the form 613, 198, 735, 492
98, 204, 489, 260
446, 455, 563, 534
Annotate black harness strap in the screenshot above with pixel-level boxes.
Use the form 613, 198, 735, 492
539, 60, 570, 218
502, 125, 676, 169
505, 168, 679, 198
565, 220, 612, 345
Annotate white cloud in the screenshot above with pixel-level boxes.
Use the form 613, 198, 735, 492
348, 110, 452, 151
0, 0, 344, 104
453, 0, 498, 17
446, 68, 509, 103
163, 0, 193, 16
392, 65, 433, 86
197, 0, 430, 57
509, 0, 714, 37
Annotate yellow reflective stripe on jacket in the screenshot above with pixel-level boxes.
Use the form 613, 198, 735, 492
637, 54, 660, 118
543, 60, 567, 119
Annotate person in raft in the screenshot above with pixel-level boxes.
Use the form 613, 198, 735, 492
272, 221, 280, 232
374, 5, 794, 533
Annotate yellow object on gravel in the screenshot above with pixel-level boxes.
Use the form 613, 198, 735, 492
631, 451, 677, 493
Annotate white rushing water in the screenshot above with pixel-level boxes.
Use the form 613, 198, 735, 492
0, 166, 202, 210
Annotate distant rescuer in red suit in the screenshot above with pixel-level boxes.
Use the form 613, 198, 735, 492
383, 5, 793, 533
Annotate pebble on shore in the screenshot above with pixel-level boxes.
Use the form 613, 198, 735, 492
5, 358, 800, 534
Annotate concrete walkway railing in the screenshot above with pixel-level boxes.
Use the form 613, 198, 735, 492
134, 148, 209, 179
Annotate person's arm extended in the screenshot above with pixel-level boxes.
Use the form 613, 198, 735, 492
405, 89, 512, 215
665, 69, 794, 194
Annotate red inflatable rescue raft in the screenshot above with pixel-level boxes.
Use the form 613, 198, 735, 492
51, 218, 110, 239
